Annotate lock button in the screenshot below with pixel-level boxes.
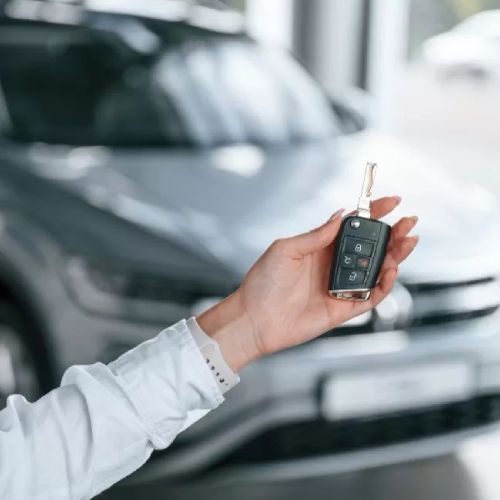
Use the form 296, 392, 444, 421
345, 238, 373, 257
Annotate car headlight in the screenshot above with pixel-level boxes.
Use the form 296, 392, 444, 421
65, 257, 234, 322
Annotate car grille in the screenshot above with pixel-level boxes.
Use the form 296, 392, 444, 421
215, 394, 500, 466
324, 277, 500, 337
406, 277, 500, 328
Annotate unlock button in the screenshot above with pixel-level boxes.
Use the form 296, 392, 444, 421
340, 269, 366, 285
345, 238, 373, 257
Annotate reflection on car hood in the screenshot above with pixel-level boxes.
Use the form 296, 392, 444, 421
25, 131, 500, 282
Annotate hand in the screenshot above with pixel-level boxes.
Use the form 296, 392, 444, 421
197, 197, 419, 371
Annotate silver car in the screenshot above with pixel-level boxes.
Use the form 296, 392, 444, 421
0, 2, 499, 492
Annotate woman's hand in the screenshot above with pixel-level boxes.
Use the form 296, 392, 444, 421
198, 197, 419, 371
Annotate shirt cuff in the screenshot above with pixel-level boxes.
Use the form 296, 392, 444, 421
186, 317, 240, 394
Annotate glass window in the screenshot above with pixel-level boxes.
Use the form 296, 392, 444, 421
0, 20, 338, 147
153, 39, 339, 146
0, 22, 188, 146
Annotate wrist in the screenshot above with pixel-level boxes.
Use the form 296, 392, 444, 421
196, 290, 260, 372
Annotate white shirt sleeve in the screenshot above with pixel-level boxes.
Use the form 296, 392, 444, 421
0, 319, 226, 500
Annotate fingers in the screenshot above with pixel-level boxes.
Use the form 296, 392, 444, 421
275, 200, 416, 262
279, 209, 345, 257
370, 196, 402, 220
369, 268, 398, 306
388, 235, 419, 266
368, 235, 419, 306
389, 216, 418, 249
380, 216, 418, 269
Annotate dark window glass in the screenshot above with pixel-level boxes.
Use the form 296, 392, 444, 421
0, 21, 338, 147
0, 22, 189, 146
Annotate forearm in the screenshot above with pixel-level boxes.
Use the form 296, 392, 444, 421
0, 320, 223, 500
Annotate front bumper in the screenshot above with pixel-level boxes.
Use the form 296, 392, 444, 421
127, 307, 500, 485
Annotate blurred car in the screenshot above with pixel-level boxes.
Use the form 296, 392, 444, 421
0, 0, 500, 492
422, 10, 500, 80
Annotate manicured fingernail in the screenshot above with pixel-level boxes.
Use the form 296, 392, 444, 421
393, 196, 402, 204
329, 208, 345, 221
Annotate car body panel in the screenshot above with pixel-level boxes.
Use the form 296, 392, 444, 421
0, 5, 499, 485
7, 130, 500, 281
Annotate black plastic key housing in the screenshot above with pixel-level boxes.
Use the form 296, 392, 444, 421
329, 215, 391, 300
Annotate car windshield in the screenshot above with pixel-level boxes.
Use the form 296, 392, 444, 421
0, 19, 339, 147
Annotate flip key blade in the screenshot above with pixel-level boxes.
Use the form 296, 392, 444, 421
357, 162, 377, 218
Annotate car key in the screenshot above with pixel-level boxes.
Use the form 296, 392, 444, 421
328, 162, 391, 301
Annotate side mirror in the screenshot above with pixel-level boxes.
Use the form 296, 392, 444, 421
329, 87, 373, 134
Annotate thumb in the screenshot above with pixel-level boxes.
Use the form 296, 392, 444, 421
288, 209, 345, 256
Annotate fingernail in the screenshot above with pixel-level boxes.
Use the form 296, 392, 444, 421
409, 216, 419, 224
329, 208, 345, 221
411, 235, 420, 244
393, 196, 402, 204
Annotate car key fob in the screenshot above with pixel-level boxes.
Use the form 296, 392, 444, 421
328, 163, 391, 301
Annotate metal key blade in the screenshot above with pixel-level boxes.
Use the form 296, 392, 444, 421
357, 162, 377, 218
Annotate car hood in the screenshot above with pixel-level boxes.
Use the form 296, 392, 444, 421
23, 131, 500, 283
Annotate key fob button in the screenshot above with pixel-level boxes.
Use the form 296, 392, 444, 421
356, 257, 370, 270
345, 238, 373, 257
340, 254, 356, 269
340, 269, 366, 285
